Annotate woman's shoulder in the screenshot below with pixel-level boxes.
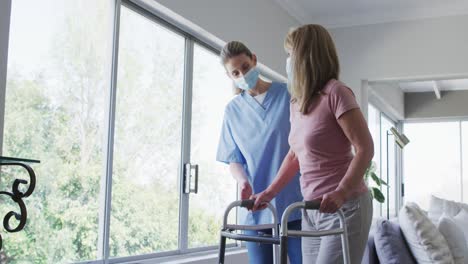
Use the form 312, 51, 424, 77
323, 79, 355, 97
322, 79, 356, 100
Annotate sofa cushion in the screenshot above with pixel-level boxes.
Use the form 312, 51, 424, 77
438, 213, 468, 264
453, 209, 468, 244
428, 195, 468, 223
373, 219, 416, 264
362, 224, 380, 264
399, 202, 454, 264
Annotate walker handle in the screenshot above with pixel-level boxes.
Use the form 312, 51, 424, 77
304, 199, 322, 210
240, 199, 255, 209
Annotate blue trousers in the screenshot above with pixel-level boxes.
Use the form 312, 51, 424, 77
245, 219, 302, 264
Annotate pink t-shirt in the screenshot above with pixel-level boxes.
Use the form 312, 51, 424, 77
289, 79, 368, 201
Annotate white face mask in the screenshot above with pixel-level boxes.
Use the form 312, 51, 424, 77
234, 67, 260, 91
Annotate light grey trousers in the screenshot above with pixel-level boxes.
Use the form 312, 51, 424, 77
301, 191, 373, 264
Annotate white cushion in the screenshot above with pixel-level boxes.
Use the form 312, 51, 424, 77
437, 214, 468, 264
428, 195, 463, 223
459, 202, 468, 213
453, 209, 468, 245
399, 202, 454, 264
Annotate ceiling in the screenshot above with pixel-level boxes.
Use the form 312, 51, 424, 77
274, 0, 468, 28
399, 79, 468, 93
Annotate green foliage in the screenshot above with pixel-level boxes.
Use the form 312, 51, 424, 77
370, 187, 385, 203
370, 172, 387, 187
365, 162, 387, 203
1, 1, 228, 263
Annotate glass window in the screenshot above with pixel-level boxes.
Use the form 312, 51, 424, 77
188, 45, 237, 248
403, 122, 462, 210
110, 6, 184, 257
368, 104, 382, 217
2, 0, 112, 262
381, 115, 397, 219
2, 0, 264, 261
367, 104, 399, 218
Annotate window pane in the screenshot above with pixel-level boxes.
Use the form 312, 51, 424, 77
188, 45, 236, 248
403, 122, 461, 209
368, 104, 382, 217
2, 0, 112, 262
381, 115, 396, 218
110, 6, 184, 257
463, 122, 468, 203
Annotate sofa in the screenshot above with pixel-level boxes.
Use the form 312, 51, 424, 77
362, 195, 468, 264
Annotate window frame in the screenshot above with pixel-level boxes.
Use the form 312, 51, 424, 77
402, 117, 468, 206
368, 109, 468, 218
113, 1, 283, 259
367, 103, 403, 218
367, 103, 383, 216
0, 0, 12, 155
106, 1, 242, 261
0, 0, 284, 262
380, 112, 398, 218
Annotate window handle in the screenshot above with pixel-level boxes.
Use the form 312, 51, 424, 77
184, 163, 198, 194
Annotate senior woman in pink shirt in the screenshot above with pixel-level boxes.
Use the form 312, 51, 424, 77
252, 24, 374, 264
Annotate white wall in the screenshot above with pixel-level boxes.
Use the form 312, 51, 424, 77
153, 0, 300, 77
329, 14, 468, 108
405, 90, 468, 119
369, 82, 405, 120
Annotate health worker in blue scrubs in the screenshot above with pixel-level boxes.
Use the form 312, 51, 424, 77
216, 41, 303, 264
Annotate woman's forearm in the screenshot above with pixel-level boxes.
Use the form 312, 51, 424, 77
335, 108, 374, 200
266, 149, 300, 195
251, 149, 300, 211
337, 148, 373, 199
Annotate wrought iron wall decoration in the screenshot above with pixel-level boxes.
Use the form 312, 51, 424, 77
0, 156, 39, 250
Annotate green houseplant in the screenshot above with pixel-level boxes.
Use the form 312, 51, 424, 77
364, 162, 387, 203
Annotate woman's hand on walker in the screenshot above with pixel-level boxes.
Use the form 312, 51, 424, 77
251, 189, 275, 211
320, 189, 347, 213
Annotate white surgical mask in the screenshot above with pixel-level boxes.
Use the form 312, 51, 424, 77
234, 67, 260, 91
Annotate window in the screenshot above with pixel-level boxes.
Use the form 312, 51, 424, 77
463, 121, 468, 203
188, 44, 236, 248
110, 6, 184, 257
367, 104, 399, 218
0, 0, 265, 262
403, 121, 463, 209
381, 115, 397, 219
2, 0, 112, 262
368, 104, 382, 217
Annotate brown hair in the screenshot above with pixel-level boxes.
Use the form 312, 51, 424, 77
284, 24, 340, 114
220, 41, 254, 94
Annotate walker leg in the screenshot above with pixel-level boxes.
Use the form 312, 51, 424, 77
218, 234, 227, 264
280, 236, 288, 264
341, 233, 351, 264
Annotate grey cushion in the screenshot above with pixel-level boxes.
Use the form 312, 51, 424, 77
373, 219, 417, 264
362, 225, 380, 264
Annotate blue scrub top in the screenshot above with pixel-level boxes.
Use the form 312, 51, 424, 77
216, 82, 302, 225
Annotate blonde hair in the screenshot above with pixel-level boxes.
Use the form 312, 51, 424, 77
220, 41, 253, 95
284, 24, 340, 114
